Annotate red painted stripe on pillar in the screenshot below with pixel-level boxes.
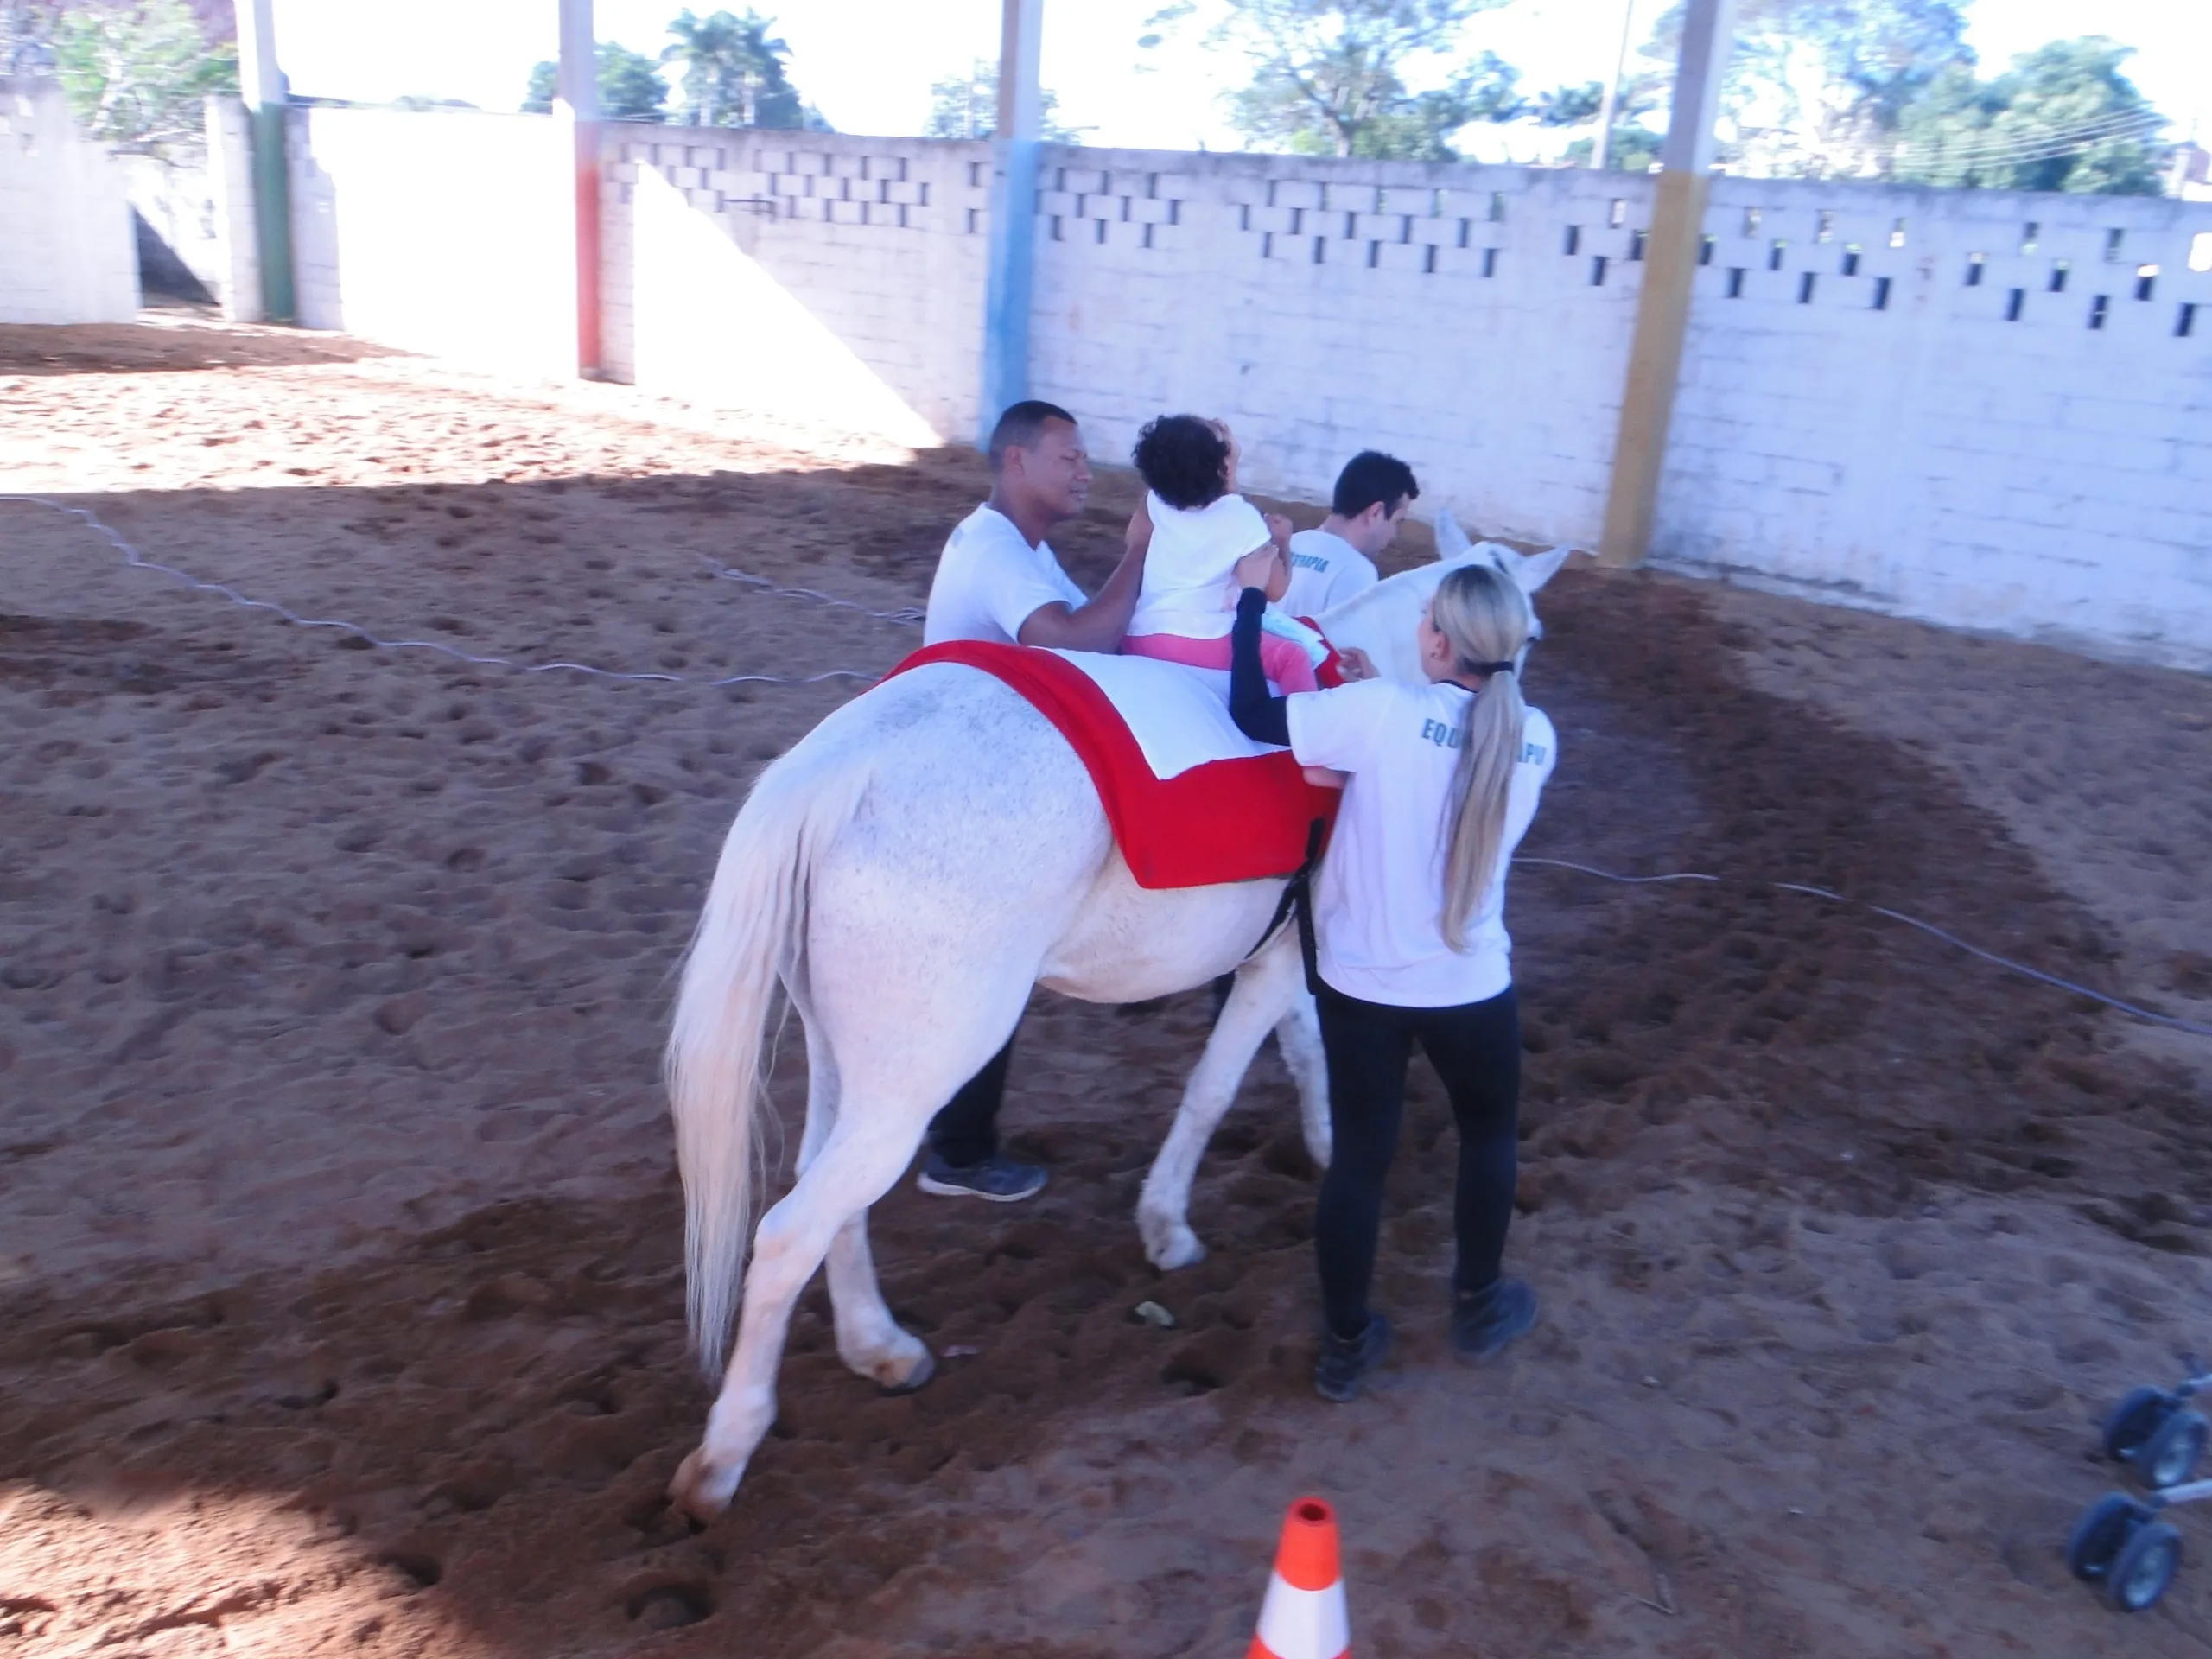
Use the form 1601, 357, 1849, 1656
575, 121, 602, 377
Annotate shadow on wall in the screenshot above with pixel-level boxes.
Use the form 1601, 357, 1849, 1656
131, 208, 217, 306
620, 163, 941, 450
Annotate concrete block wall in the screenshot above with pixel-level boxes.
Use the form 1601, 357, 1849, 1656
288, 106, 575, 378
0, 79, 138, 324
1660, 178, 2212, 668
257, 104, 2211, 667
599, 127, 988, 444
1027, 147, 1653, 546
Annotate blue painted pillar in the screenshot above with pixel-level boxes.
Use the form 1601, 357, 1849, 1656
979, 0, 1044, 442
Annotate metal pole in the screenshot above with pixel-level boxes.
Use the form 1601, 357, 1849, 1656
979, 0, 1043, 442
557, 0, 602, 378
236, 0, 293, 323
1597, 0, 1734, 567
1592, 0, 1637, 170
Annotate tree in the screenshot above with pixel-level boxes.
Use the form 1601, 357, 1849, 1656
660, 7, 824, 130
40, 0, 236, 154
1144, 0, 1519, 159
1642, 0, 1974, 178
924, 59, 1086, 143
1892, 38, 2167, 195
523, 40, 670, 122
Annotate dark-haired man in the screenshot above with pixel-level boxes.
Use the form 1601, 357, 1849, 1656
1280, 449, 1420, 620
915, 401, 1151, 1203
924, 399, 1149, 653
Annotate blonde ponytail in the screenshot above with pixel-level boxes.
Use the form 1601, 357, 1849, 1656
1431, 564, 1532, 950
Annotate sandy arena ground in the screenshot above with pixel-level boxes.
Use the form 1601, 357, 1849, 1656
3, 315, 2210, 1657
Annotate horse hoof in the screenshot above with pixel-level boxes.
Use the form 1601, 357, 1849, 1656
667, 1448, 736, 1524
1146, 1226, 1207, 1273
878, 1344, 936, 1396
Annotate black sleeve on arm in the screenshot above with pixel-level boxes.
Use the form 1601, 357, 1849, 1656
1229, 587, 1292, 747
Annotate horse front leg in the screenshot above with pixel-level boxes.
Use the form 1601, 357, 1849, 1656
1274, 983, 1331, 1170
1137, 931, 1303, 1270
668, 1104, 929, 1522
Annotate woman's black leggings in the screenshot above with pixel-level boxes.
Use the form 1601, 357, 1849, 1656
1313, 980, 1521, 1340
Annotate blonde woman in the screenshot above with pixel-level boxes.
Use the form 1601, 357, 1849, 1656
1227, 564, 1558, 1402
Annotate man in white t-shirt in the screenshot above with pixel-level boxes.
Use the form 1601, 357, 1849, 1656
1280, 450, 1421, 621
924, 400, 1149, 652
917, 400, 1153, 1205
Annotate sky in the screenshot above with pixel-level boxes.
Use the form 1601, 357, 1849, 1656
271, 0, 2212, 154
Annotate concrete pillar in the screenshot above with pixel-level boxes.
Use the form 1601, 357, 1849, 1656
236, 0, 294, 322
1591, 0, 1637, 170
978, 0, 1043, 442
205, 93, 263, 320
1598, 0, 1734, 566
557, 0, 603, 378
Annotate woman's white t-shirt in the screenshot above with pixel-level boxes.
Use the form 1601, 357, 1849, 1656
1285, 677, 1557, 1008
924, 505, 1088, 646
1128, 491, 1274, 641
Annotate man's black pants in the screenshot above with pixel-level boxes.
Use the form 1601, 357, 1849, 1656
927, 1027, 1018, 1167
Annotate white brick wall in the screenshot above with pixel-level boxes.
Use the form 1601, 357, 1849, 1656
289, 106, 575, 378
598, 127, 989, 442
0, 79, 138, 325
1661, 177, 2212, 669
1027, 149, 1650, 552
275, 107, 2212, 669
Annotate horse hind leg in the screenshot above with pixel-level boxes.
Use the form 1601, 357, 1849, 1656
824, 1210, 931, 1391
668, 1099, 933, 1522
791, 1015, 932, 1393
1137, 931, 1304, 1271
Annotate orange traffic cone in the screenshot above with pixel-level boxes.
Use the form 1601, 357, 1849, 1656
1248, 1496, 1350, 1659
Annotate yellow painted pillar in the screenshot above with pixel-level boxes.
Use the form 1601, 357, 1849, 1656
1599, 0, 1736, 568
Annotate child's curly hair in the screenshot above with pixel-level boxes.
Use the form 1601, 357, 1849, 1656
1132, 415, 1230, 512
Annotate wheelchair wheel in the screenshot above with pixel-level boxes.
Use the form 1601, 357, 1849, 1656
2139, 1409, 2209, 1491
2105, 1387, 2177, 1464
2106, 1519, 2183, 1612
2069, 1493, 2146, 1584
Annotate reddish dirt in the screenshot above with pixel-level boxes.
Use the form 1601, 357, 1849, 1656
3, 319, 2210, 1656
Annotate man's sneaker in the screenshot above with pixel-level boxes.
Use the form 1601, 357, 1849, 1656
1313, 1313, 1394, 1403
1451, 1279, 1537, 1363
915, 1151, 1047, 1203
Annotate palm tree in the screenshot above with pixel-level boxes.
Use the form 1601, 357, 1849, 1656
661, 7, 804, 129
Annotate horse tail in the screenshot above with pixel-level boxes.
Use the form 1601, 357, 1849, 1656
666, 740, 872, 1379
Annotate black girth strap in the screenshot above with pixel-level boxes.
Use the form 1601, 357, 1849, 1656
1244, 817, 1327, 996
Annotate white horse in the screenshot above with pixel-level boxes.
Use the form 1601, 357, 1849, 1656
666, 512, 1569, 1518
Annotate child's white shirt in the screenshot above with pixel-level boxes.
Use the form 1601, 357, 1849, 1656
1128, 491, 1273, 641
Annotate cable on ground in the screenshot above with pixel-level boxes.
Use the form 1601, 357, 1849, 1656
1514, 856, 2212, 1039
3, 494, 899, 689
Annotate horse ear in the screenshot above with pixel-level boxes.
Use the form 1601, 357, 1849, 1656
1432, 507, 1471, 561
1503, 544, 1573, 595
